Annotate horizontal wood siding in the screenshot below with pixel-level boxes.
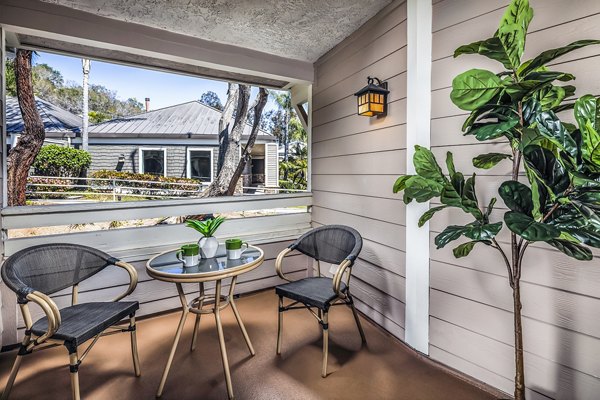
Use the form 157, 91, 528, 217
429, 1, 600, 398
312, 0, 407, 340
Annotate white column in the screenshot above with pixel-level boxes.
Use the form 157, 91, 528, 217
405, 0, 432, 354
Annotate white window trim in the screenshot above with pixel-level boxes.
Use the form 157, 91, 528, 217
186, 147, 214, 183
139, 147, 167, 176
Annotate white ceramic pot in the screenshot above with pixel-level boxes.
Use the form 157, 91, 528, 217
198, 236, 219, 259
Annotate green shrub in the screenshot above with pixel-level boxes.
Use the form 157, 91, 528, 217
33, 145, 92, 177
90, 170, 201, 190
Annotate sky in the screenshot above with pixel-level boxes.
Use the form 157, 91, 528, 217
34, 51, 282, 113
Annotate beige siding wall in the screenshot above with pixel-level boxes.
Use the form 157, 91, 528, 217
429, 1, 600, 398
312, 0, 407, 339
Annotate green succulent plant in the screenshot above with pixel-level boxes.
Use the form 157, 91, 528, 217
185, 216, 225, 238
393, 1, 600, 399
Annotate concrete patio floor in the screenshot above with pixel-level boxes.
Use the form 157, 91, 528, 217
0, 289, 498, 399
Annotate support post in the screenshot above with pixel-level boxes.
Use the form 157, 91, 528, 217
405, 0, 432, 354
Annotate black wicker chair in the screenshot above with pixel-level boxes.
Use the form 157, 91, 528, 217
1, 243, 141, 400
274, 225, 366, 377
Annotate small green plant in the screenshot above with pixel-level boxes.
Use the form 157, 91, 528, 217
33, 144, 91, 177
185, 216, 225, 237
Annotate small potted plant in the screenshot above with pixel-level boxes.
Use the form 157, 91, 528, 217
185, 216, 225, 259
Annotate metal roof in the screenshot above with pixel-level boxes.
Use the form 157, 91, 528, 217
88, 100, 274, 139
6, 97, 82, 134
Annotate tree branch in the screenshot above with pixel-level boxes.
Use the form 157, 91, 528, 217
492, 238, 514, 288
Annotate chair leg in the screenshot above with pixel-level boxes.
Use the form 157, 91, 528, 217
348, 295, 367, 343
129, 315, 141, 377
1, 353, 24, 400
276, 296, 283, 355
69, 351, 81, 400
321, 311, 329, 378
2, 334, 31, 400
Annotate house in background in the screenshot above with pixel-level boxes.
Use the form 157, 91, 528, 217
82, 100, 279, 189
6, 96, 80, 148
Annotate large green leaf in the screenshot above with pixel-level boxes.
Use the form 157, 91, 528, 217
579, 121, 600, 168
537, 86, 567, 111
450, 69, 504, 111
435, 225, 469, 249
435, 222, 501, 249
404, 176, 444, 203
548, 239, 593, 261
446, 152, 456, 177
463, 221, 503, 241
505, 72, 574, 102
574, 95, 600, 131
504, 211, 561, 241
473, 153, 512, 169
452, 241, 477, 258
393, 175, 411, 193
462, 175, 480, 215
497, 0, 534, 69
570, 228, 600, 249
418, 205, 447, 228
535, 111, 578, 159
498, 181, 533, 215
413, 145, 446, 183
519, 40, 600, 77
524, 145, 571, 196
467, 118, 519, 141
454, 36, 512, 69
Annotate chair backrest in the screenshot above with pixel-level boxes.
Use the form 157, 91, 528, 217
1, 243, 117, 302
290, 225, 362, 265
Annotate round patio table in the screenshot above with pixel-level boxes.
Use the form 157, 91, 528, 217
147, 244, 264, 399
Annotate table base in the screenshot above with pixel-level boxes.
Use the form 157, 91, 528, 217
156, 276, 255, 400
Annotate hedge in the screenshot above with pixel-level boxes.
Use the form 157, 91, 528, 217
33, 145, 92, 177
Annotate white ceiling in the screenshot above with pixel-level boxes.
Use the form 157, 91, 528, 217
39, 0, 394, 63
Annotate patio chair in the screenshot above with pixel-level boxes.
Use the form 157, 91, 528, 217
274, 225, 366, 377
0, 243, 141, 400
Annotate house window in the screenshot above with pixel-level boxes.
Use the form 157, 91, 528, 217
187, 148, 213, 183
140, 148, 166, 176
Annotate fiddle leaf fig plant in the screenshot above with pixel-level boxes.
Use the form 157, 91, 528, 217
393, 1, 600, 399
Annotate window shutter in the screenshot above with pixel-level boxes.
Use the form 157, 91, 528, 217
265, 143, 279, 188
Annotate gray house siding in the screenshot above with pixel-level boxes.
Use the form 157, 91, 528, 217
89, 144, 221, 180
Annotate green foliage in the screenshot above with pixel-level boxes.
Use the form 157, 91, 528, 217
393, 0, 600, 263
5, 59, 16, 96
90, 170, 200, 189
199, 91, 224, 111
185, 216, 225, 238
32, 145, 91, 177
6, 60, 144, 119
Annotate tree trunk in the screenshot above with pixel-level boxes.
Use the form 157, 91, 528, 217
216, 83, 239, 174
226, 88, 268, 195
203, 84, 251, 197
7, 50, 45, 206
513, 281, 526, 400
82, 59, 91, 151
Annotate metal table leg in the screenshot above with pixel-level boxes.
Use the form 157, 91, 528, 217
191, 282, 205, 351
228, 277, 255, 356
214, 279, 235, 399
156, 283, 189, 398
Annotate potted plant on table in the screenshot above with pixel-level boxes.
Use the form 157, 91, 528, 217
186, 216, 226, 259
393, 0, 600, 399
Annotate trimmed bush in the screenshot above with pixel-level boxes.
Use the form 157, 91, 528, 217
90, 170, 202, 190
33, 145, 92, 177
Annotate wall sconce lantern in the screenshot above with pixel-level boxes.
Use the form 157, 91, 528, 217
354, 76, 389, 117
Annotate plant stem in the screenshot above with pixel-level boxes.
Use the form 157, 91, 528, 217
492, 238, 514, 288
513, 279, 526, 400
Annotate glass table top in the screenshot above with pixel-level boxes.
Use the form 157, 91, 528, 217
148, 244, 263, 276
